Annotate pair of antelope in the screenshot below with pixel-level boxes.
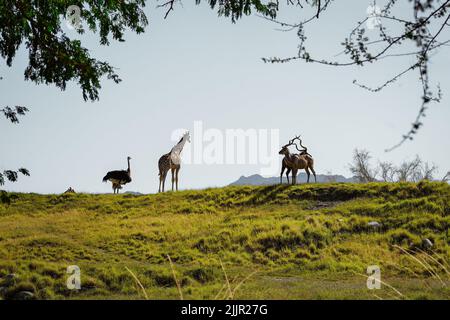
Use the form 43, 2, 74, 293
279, 135, 316, 184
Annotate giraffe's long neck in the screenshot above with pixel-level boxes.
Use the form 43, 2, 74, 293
171, 138, 186, 155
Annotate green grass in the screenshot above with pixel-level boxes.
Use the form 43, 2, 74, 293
0, 181, 449, 300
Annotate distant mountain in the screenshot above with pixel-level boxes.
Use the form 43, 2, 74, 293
124, 191, 144, 195
229, 173, 357, 186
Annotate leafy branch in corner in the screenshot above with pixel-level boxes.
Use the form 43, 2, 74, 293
0, 0, 149, 101
158, 0, 279, 22
1, 105, 31, 202
1, 79, 30, 201
0, 167, 30, 204
0, 169, 30, 186
261, 0, 450, 151
1, 106, 29, 124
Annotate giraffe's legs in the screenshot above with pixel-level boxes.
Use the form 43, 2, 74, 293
162, 171, 167, 192
171, 167, 176, 191
175, 167, 180, 191
159, 173, 163, 193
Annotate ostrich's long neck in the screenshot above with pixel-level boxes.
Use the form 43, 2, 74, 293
127, 158, 131, 175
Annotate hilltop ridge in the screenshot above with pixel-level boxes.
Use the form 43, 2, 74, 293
0, 182, 449, 300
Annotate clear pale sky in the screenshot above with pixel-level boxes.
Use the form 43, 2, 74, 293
1, 1, 449, 194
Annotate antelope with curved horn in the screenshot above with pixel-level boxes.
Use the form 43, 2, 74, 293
279, 135, 317, 184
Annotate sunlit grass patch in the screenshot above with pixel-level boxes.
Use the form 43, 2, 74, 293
0, 181, 448, 299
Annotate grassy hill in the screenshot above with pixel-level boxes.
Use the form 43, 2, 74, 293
0, 182, 449, 300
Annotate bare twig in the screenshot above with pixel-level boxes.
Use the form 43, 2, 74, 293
393, 245, 446, 286
125, 266, 149, 300
262, 0, 450, 150
167, 254, 184, 300
157, 0, 176, 19
353, 272, 405, 298
219, 258, 233, 299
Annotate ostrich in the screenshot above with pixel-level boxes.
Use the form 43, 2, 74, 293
102, 156, 132, 193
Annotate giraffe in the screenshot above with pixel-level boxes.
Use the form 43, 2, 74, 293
158, 131, 190, 192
